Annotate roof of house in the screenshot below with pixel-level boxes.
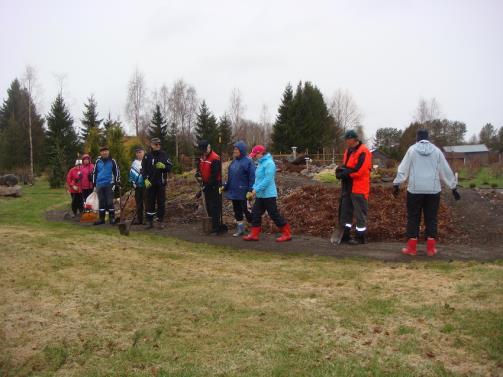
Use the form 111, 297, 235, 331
443, 144, 489, 153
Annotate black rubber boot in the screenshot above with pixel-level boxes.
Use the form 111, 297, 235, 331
94, 212, 106, 225
340, 226, 352, 243
145, 221, 154, 229
109, 212, 116, 225
349, 231, 366, 245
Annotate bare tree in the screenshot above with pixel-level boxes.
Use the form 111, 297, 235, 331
229, 88, 246, 139
328, 89, 363, 132
158, 84, 170, 121
414, 97, 442, 123
22, 66, 39, 184
259, 104, 272, 147
168, 79, 199, 158
184, 86, 198, 143
126, 68, 147, 136
53, 72, 68, 96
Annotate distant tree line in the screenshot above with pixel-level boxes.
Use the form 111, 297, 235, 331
1, 67, 501, 189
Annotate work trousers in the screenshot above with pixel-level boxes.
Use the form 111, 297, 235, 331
146, 185, 166, 222
204, 188, 221, 231
134, 187, 145, 224
232, 199, 252, 223
251, 197, 287, 228
97, 185, 115, 219
70, 193, 83, 215
340, 193, 368, 231
406, 192, 440, 239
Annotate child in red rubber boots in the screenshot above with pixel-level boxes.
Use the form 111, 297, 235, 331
393, 129, 461, 256
243, 145, 291, 242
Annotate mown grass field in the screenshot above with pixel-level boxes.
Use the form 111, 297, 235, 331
0, 182, 502, 376
458, 166, 503, 188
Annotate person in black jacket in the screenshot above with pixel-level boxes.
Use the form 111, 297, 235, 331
142, 138, 172, 229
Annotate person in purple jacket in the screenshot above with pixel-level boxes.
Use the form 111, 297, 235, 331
221, 141, 256, 236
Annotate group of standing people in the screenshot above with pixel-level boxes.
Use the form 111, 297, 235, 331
66, 127, 460, 255
195, 139, 292, 242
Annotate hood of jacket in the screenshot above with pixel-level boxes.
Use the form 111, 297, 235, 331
258, 152, 272, 164
414, 140, 435, 156
234, 141, 247, 158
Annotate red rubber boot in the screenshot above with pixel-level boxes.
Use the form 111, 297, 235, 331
276, 224, 292, 242
243, 226, 261, 241
402, 238, 417, 256
426, 238, 437, 257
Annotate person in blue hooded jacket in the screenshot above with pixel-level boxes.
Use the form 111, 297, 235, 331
221, 141, 256, 236
243, 145, 291, 242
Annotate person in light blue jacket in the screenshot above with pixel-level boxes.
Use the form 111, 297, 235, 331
393, 129, 460, 257
129, 146, 146, 224
243, 145, 291, 242
221, 141, 256, 236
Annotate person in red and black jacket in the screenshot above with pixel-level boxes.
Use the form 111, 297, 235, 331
196, 140, 223, 234
335, 129, 372, 244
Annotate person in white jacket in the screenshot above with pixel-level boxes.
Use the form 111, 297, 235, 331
393, 129, 461, 256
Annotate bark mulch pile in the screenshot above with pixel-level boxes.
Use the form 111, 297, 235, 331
121, 176, 458, 242
261, 185, 457, 242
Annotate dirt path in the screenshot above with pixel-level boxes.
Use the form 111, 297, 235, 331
444, 188, 503, 245
48, 212, 502, 262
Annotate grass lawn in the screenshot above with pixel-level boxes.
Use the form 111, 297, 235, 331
0, 182, 502, 376
457, 167, 503, 188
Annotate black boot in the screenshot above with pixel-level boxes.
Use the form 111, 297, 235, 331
349, 231, 366, 245
94, 211, 106, 225
145, 220, 154, 229
340, 226, 352, 243
109, 212, 116, 225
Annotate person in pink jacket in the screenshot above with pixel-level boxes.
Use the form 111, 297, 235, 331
80, 154, 95, 201
66, 160, 84, 217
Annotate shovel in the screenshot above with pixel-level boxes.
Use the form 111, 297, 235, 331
117, 188, 135, 235
118, 205, 136, 236
196, 177, 213, 234
330, 192, 345, 245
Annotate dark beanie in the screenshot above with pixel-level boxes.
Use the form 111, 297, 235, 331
344, 129, 359, 140
416, 129, 429, 142
198, 140, 209, 151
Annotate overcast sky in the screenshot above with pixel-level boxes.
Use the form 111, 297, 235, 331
1, 0, 502, 139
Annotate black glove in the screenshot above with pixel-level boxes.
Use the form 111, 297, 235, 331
452, 188, 461, 201
195, 190, 202, 200
336, 167, 350, 180
392, 185, 399, 198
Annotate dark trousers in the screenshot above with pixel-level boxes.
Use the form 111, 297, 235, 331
97, 185, 115, 219
204, 188, 221, 231
406, 192, 440, 239
232, 199, 252, 223
70, 193, 83, 215
251, 197, 287, 228
340, 193, 368, 230
135, 187, 145, 223
146, 185, 166, 222
82, 188, 93, 203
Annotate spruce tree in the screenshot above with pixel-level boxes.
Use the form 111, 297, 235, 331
104, 122, 129, 192
218, 114, 233, 155
45, 94, 80, 188
272, 81, 331, 153
0, 79, 46, 173
294, 81, 331, 153
84, 127, 101, 162
80, 95, 102, 141
271, 83, 294, 153
147, 104, 168, 151
194, 101, 218, 147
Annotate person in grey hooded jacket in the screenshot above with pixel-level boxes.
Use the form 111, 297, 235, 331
393, 129, 460, 256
